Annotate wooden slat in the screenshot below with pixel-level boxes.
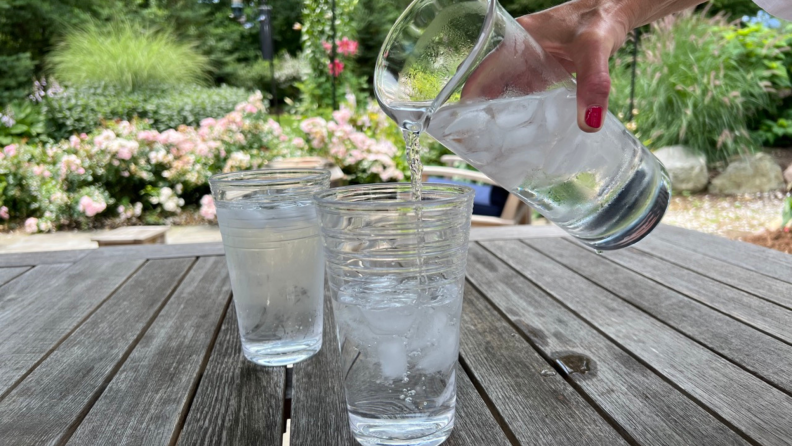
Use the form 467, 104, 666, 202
0, 258, 194, 445
290, 294, 356, 446
634, 235, 792, 310
460, 282, 628, 446
66, 257, 232, 445
604, 247, 792, 344
486, 239, 792, 445
86, 242, 224, 260
526, 237, 792, 393
0, 267, 29, 287
0, 264, 70, 308
177, 304, 286, 446
470, 225, 564, 242
0, 249, 90, 267
465, 243, 748, 445
0, 258, 143, 396
446, 365, 513, 446
653, 225, 792, 283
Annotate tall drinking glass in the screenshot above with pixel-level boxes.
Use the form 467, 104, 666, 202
315, 183, 474, 446
210, 169, 330, 366
375, 0, 670, 250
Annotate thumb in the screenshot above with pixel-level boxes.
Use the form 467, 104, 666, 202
573, 37, 613, 133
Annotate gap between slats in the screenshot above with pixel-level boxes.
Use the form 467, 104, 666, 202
0, 260, 147, 403
477, 240, 764, 446
169, 289, 235, 446
55, 258, 199, 446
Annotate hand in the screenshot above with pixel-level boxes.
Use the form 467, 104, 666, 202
517, 0, 706, 132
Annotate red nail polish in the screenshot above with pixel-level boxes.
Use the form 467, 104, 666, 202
585, 106, 603, 129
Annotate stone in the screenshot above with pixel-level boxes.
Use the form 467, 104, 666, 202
653, 146, 709, 193
708, 153, 785, 195
784, 164, 792, 186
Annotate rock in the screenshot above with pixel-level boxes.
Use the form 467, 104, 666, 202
653, 146, 709, 193
708, 153, 785, 195
784, 164, 792, 186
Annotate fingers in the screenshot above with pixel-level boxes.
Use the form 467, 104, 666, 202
572, 33, 614, 133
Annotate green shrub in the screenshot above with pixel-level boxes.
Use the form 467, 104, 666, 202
44, 85, 251, 140
48, 21, 210, 91
226, 53, 309, 102
610, 12, 772, 165
0, 101, 47, 145
0, 53, 36, 107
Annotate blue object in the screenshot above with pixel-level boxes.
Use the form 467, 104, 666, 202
426, 177, 509, 217
742, 10, 782, 29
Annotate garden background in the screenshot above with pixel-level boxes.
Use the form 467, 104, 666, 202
1, 0, 791, 250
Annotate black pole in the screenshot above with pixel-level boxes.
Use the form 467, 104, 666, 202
330, 0, 337, 110
627, 27, 640, 122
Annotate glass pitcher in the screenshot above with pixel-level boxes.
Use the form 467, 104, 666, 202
374, 0, 670, 250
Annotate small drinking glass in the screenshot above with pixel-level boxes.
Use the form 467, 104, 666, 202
315, 183, 475, 446
210, 169, 330, 366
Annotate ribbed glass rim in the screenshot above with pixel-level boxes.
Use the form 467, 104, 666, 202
209, 168, 330, 188
314, 183, 474, 211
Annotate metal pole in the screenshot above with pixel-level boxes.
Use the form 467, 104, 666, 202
330, 0, 337, 110
627, 27, 640, 122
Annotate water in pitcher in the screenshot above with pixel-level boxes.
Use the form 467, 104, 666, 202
387, 85, 669, 249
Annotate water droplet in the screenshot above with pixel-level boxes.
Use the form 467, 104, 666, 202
540, 368, 557, 377
595, 250, 603, 255
400, 395, 406, 400
554, 353, 592, 375
405, 397, 413, 403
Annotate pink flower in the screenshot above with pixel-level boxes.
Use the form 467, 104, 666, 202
0, 206, 8, 220
328, 59, 344, 77
137, 130, 160, 142
79, 133, 88, 140
200, 117, 217, 128
24, 217, 38, 233
69, 135, 81, 149
349, 132, 372, 151
244, 104, 258, 114
292, 137, 306, 149
322, 41, 333, 54
337, 37, 358, 56
77, 167, 86, 175
279, 134, 289, 142
93, 130, 116, 149
332, 106, 353, 126
200, 195, 216, 220
78, 196, 107, 217
3, 144, 17, 157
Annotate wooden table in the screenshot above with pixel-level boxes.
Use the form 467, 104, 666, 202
1, 225, 791, 445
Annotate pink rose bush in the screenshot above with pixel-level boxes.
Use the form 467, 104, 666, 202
0, 91, 410, 232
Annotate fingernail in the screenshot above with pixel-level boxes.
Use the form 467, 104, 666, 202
585, 106, 603, 129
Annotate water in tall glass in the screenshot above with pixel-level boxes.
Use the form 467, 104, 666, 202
217, 202, 324, 366
332, 275, 463, 446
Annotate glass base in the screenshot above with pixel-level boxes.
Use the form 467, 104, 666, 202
242, 337, 322, 366
350, 411, 454, 446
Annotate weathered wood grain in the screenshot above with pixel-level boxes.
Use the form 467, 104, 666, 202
466, 243, 748, 445
526, 237, 792, 393
0, 258, 143, 396
0, 267, 29, 287
460, 282, 628, 446
604, 246, 792, 344
652, 225, 792, 283
177, 304, 286, 446
66, 256, 232, 446
469, 225, 565, 241
86, 242, 224, 260
633, 235, 792, 310
0, 264, 70, 309
0, 249, 90, 267
0, 258, 194, 445
445, 365, 513, 446
486, 238, 792, 445
290, 293, 357, 446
